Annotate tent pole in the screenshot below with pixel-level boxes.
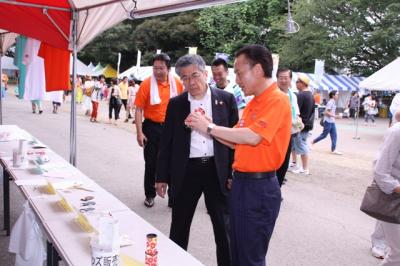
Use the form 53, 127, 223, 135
353, 93, 361, 140
0, 54, 3, 125
69, 10, 78, 166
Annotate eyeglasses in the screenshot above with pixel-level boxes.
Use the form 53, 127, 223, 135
181, 72, 202, 83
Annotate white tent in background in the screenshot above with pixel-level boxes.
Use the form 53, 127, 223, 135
359, 57, 400, 91
87, 62, 95, 70
70, 56, 96, 76
1, 56, 18, 70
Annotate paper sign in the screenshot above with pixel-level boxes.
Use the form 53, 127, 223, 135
75, 213, 96, 233
46, 181, 57, 194
58, 196, 73, 212
120, 254, 145, 266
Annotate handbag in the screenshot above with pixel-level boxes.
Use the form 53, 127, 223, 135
116, 97, 122, 106
319, 117, 324, 127
292, 116, 305, 134
360, 182, 400, 224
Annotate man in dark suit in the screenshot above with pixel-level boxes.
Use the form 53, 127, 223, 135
156, 54, 238, 266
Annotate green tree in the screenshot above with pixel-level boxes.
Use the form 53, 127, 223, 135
79, 11, 202, 72
197, 0, 287, 64
133, 11, 201, 65
279, 0, 400, 75
78, 21, 140, 72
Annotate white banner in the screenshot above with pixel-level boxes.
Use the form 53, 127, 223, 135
314, 59, 325, 86
272, 54, 279, 80
117, 52, 121, 75
188, 47, 198, 55
136, 50, 141, 76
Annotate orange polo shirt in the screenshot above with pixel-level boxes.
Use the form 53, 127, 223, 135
233, 83, 291, 172
134, 76, 183, 123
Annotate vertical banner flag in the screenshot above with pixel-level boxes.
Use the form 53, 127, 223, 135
188, 47, 198, 55
117, 52, 121, 76
136, 50, 141, 76
314, 59, 325, 87
272, 54, 279, 81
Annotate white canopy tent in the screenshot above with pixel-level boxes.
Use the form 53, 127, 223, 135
87, 62, 95, 70
1, 56, 18, 70
0, 0, 244, 165
359, 57, 400, 91
70, 56, 96, 76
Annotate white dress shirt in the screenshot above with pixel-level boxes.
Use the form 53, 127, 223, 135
188, 87, 214, 158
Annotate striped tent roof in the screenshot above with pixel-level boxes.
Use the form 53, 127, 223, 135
291, 72, 365, 91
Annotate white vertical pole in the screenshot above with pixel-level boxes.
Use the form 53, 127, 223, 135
69, 10, 78, 165
0, 54, 3, 125
117, 52, 121, 77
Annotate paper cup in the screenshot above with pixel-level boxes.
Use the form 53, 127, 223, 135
12, 148, 21, 167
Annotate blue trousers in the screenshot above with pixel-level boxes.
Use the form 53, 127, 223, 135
230, 175, 281, 266
313, 121, 337, 151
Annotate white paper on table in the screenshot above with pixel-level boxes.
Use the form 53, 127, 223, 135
49, 180, 84, 190
42, 172, 74, 179
15, 179, 47, 186
39, 163, 70, 172
9, 163, 35, 170
0, 130, 33, 142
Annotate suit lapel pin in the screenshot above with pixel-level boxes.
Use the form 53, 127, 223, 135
215, 100, 218, 105
219, 101, 224, 105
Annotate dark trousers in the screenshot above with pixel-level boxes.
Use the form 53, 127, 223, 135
276, 136, 293, 187
349, 108, 356, 118
313, 121, 337, 152
142, 120, 163, 198
170, 158, 231, 266
109, 101, 121, 120
230, 174, 281, 266
121, 99, 127, 110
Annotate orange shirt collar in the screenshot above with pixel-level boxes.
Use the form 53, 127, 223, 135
253, 82, 278, 104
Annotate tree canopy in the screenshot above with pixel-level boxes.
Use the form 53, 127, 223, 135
278, 0, 400, 75
78, 0, 400, 76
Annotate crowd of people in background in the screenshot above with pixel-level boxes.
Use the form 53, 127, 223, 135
73, 74, 139, 124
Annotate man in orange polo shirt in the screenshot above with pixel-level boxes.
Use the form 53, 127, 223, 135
135, 53, 184, 207
187, 44, 291, 266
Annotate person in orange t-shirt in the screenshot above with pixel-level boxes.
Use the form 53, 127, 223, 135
134, 53, 183, 208
187, 45, 291, 266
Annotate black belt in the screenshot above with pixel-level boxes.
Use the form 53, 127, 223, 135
144, 119, 164, 126
233, 171, 276, 179
189, 156, 214, 164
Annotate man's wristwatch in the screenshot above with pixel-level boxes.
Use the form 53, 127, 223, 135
207, 123, 216, 135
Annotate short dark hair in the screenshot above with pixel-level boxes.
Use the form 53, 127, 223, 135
152, 53, 171, 69
329, 90, 338, 98
277, 68, 292, 79
235, 44, 273, 78
211, 58, 228, 71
